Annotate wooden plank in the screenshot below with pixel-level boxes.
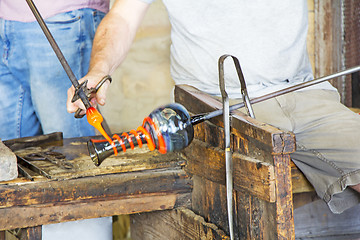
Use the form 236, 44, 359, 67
273, 154, 295, 239
16, 226, 42, 240
0, 192, 191, 231
0, 168, 191, 209
183, 140, 276, 202
8, 136, 186, 181
294, 199, 360, 239
291, 162, 314, 194
235, 191, 278, 239
131, 208, 229, 240
175, 85, 296, 159
190, 176, 229, 235
314, 0, 343, 92
191, 175, 279, 240
3, 132, 63, 151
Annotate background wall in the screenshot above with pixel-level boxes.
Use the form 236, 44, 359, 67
101, 0, 172, 133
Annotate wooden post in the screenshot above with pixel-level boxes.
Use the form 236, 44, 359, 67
17, 227, 42, 240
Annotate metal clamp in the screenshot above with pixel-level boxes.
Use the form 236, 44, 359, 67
74, 75, 112, 118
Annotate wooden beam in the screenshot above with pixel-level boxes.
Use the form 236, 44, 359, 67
131, 208, 229, 240
183, 140, 276, 202
315, 0, 343, 100
0, 192, 191, 231
0, 168, 191, 209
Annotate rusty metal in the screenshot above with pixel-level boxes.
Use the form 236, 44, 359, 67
25, 151, 73, 169
3, 132, 63, 151
17, 163, 34, 181
17, 155, 52, 179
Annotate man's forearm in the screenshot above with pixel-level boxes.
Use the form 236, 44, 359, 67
88, 0, 150, 76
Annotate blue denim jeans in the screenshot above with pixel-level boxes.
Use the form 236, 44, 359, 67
0, 8, 105, 140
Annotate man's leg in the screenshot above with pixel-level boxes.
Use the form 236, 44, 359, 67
252, 89, 360, 214
17, 10, 100, 138
0, 19, 42, 140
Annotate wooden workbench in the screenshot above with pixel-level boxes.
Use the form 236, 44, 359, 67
0, 85, 321, 240
130, 85, 314, 240
0, 133, 192, 239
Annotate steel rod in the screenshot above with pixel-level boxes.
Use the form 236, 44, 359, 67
192, 65, 360, 124
25, 0, 91, 109
219, 55, 235, 240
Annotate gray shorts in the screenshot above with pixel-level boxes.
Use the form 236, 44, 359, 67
232, 89, 360, 214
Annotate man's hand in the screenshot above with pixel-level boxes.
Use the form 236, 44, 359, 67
66, 0, 151, 116
66, 73, 111, 115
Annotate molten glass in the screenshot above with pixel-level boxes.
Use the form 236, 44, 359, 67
86, 107, 117, 155
88, 103, 194, 166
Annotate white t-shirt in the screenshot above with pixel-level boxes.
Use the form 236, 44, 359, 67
144, 0, 335, 98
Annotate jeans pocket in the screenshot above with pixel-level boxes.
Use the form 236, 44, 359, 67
92, 10, 106, 32
45, 10, 81, 24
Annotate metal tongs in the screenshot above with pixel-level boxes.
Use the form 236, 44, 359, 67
73, 75, 112, 118
219, 54, 255, 240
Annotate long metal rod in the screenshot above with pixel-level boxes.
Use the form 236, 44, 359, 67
192, 64, 360, 124
219, 56, 234, 240
25, 0, 91, 109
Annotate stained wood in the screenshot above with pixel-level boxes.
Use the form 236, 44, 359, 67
0, 193, 191, 231
235, 190, 278, 239
7, 136, 186, 181
0, 168, 191, 209
183, 140, 276, 202
0, 133, 192, 232
175, 84, 297, 239
175, 84, 296, 163
130, 208, 229, 240
16, 226, 42, 240
291, 161, 314, 194
190, 175, 229, 233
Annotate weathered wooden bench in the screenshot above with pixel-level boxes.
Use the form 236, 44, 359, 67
131, 85, 316, 239
0, 132, 192, 240
2, 85, 346, 240
177, 84, 314, 239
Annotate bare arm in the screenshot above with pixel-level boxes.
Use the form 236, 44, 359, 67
67, 0, 150, 113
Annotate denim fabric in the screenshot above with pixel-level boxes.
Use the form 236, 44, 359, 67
0, 8, 105, 140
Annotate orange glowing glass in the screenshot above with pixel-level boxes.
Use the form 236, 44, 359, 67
86, 107, 118, 155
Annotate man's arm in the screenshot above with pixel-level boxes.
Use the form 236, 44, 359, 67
67, 0, 151, 113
